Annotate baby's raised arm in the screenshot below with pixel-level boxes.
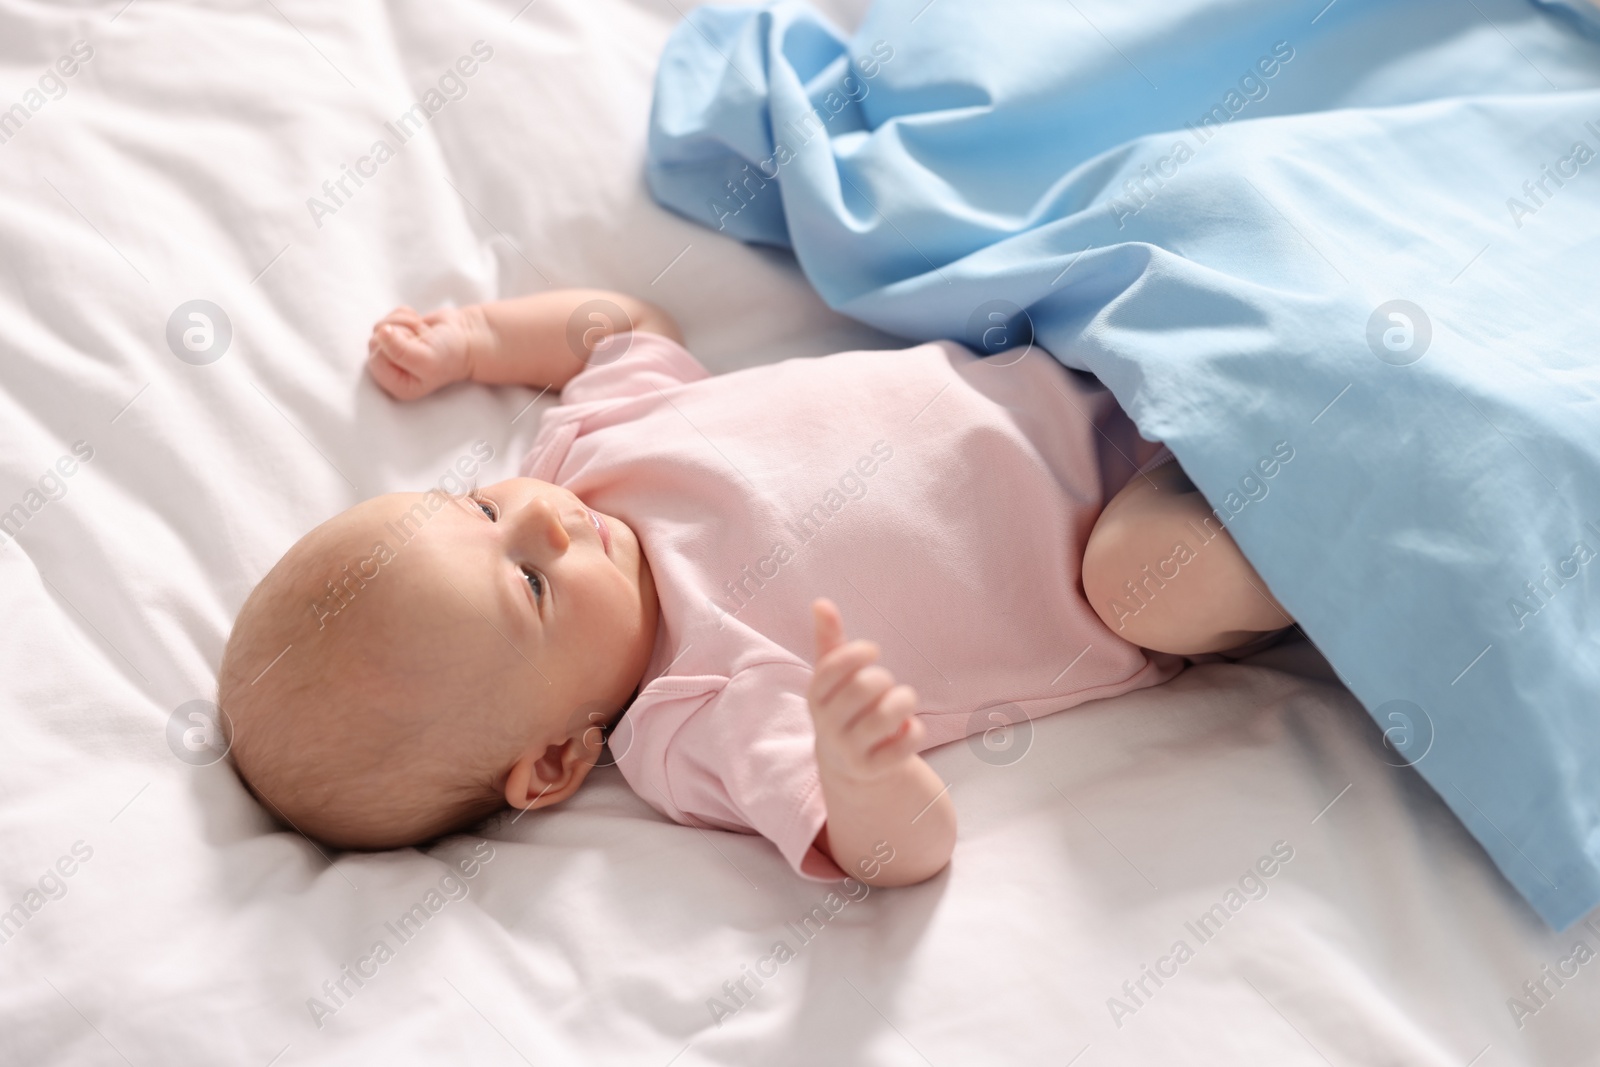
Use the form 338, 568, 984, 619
807, 598, 957, 887
367, 289, 682, 400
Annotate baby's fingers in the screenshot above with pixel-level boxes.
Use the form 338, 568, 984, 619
809, 640, 880, 712
812, 598, 845, 659
374, 324, 441, 374
824, 665, 897, 728
853, 683, 919, 744
366, 347, 425, 400
375, 305, 425, 333
863, 691, 925, 768
865, 722, 925, 776
366, 326, 448, 399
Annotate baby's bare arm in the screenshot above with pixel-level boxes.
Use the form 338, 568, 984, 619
807, 599, 957, 887
467, 290, 682, 389
367, 289, 681, 400
1082, 460, 1291, 655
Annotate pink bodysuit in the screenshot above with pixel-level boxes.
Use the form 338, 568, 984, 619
522, 332, 1181, 879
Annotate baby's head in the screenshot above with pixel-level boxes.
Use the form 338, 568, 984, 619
218, 478, 658, 849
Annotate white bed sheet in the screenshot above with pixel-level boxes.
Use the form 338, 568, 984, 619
0, 0, 1597, 1063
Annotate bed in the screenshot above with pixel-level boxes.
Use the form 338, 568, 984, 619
1, 0, 1597, 1063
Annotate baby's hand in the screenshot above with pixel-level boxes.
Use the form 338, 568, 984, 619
807, 598, 925, 782
366, 304, 485, 401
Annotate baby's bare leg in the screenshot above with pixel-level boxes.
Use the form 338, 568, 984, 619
1082, 461, 1291, 655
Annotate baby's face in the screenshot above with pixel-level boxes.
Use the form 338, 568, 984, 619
422, 477, 660, 725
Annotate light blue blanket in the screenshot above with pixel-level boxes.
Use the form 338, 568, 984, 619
646, 0, 1600, 928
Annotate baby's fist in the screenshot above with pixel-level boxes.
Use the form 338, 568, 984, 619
807, 598, 924, 782
365, 304, 482, 401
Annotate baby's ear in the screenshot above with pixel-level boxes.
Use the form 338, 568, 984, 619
503, 738, 596, 810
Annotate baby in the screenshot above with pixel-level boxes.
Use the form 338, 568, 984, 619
219, 289, 1289, 886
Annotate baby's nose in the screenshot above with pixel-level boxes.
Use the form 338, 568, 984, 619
514, 494, 572, 554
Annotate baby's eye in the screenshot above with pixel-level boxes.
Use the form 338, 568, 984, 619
521, 565, 544, 602
472, 495, 498, 521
